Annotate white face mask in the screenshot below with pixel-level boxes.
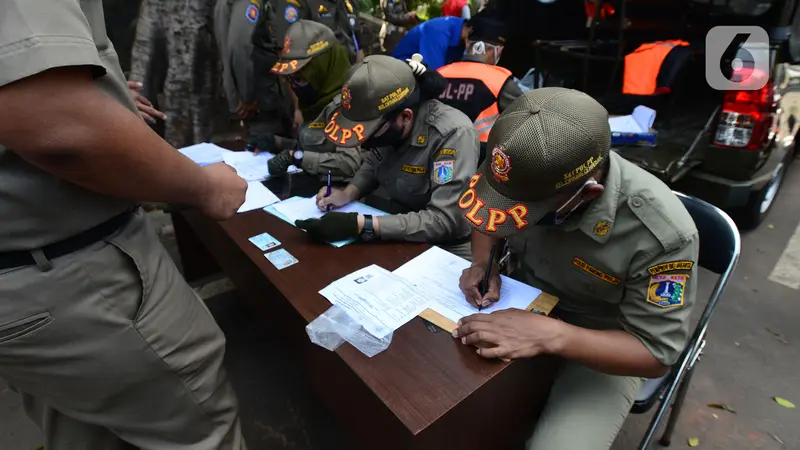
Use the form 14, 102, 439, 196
470, 41, 503, 65
542, 178, 598, 226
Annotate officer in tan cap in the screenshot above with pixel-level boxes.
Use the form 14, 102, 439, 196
453, 88, 699, 449
1, 0, 247, 448
295, 54, 479, 258
256, 20, 364, 182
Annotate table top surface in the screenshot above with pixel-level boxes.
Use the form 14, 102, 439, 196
203, 144, 522, 435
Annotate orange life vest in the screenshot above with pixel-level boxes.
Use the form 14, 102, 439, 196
623, 40, 690, 95
438, 61, 512, 142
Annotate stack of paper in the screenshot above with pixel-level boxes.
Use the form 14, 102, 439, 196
319, 265, 431, 339
265, 196, 387, 247
238, 182, 281, 213
178, 143, 233, 166
222, 151, 300, 182
393, 246, 543, 324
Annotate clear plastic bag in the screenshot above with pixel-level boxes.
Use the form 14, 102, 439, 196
306, 305, 393, 358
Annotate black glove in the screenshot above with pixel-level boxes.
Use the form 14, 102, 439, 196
295, 212, 359, 242
268, 149, 295, 176
245, 132, 276, 153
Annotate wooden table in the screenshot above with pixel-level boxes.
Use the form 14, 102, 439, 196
173, 170, 558, 450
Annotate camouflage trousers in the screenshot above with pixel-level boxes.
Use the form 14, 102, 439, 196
129, 0, 219, 148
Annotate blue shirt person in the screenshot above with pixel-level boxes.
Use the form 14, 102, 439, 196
392, 16, 470, 70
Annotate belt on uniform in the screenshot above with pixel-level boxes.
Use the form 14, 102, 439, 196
0, 212, 133, 271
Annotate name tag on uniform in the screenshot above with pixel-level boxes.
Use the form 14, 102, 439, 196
572, 257, 621, 285
401, 164, 426, 175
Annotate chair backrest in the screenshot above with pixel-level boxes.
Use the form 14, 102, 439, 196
674, 191, 740, 275
673, 191, 741, 353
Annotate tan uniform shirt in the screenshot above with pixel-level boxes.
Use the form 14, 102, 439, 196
298, 95, 366, 181
350, 100, 479, 244
271, 0, 361, 59
509, 152, 699, 366
0, 0, 138, 252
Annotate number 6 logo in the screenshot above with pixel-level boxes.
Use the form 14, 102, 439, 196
706, 26, 769, 91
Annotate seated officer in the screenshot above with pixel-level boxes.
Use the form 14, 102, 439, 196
250, 20, 363, 182
295, 55, 479, 258
437, 15, 522, 163
454, 88, 699, 449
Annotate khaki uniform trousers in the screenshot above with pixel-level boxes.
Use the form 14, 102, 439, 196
526, 360, 643, 450
0, 211, 246, 450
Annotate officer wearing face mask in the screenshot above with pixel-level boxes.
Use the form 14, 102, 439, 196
453, 88, 699, 450
295, 54, 479, 259
437, 14, 523, 163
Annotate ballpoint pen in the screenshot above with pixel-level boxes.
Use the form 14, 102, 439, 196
325, 170, 332, 212
478, 243, 497, 312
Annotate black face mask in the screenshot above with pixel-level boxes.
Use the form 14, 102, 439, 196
289, 76, 317, 107
362, 123, 405, 149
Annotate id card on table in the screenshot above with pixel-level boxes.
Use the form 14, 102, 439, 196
265, 249, 298, 270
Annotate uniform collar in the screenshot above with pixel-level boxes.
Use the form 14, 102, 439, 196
564, 152, 622, 244
408, 101, 434, 148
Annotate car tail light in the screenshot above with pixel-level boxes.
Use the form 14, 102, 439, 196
713, 68, 774, 150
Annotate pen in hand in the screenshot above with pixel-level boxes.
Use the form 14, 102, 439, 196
478, 243, 498, 312
325, 170, 332, 212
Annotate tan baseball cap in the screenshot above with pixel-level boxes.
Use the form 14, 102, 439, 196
324, 54, 417, 148
459, 88, 611, 237
270, 20, 337, 75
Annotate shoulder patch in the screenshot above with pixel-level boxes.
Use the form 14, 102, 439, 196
433, 161, 453, 184
647, 261, 695, 275
572, 257, 621, 285
245, 4, 260, 23
284, 5, 299, 22
401, 164, 426, 174
308, 121, 325, 129
436, 148, 456, 158
647, 274, 686, 308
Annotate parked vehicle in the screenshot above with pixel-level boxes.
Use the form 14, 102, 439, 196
496, 0, 800, 229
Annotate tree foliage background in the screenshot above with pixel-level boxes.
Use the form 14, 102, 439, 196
360, 0, 481, 20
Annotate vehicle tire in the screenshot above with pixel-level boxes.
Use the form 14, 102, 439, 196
732, 161, 787, 230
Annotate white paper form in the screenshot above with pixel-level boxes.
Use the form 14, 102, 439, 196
237, 182, 281, 213
272, 196, 388, 223
319, 265, 432, 339
178, 143, 233, 166
608, 105, 656, 133
222, 151, 301, 182
393, 246, 543, 324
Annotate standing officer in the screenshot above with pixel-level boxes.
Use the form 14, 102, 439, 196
255, 20, 365, 182
216, 0, 293, 138
0, 0, 248, 448
379, 0, 418, 54
453, 89, 699, 449
257, 0, 365, 64
296, 55, 479, 258
437, 15, 522, 162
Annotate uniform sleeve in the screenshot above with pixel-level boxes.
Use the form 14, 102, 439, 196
228, 1, 258, 103
349, 149, 381, 196
378, 126, 479, 242
618, 235, 699, 366
214, 0, 238, 109
0, 0, 105, 87
303, 148, 364, 181
497, 77, 524, 113
418, 28, 450, 70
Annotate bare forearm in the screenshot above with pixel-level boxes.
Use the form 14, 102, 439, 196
343, 183, 361, 202
0, 68, 210, 207
554, 323, 668, 378
471, 229, 500, 267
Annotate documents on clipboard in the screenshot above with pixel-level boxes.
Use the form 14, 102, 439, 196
393, 246, 559, 333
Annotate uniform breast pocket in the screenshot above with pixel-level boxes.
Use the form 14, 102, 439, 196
568, 261, 625, 305
395, 171, 430, 196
